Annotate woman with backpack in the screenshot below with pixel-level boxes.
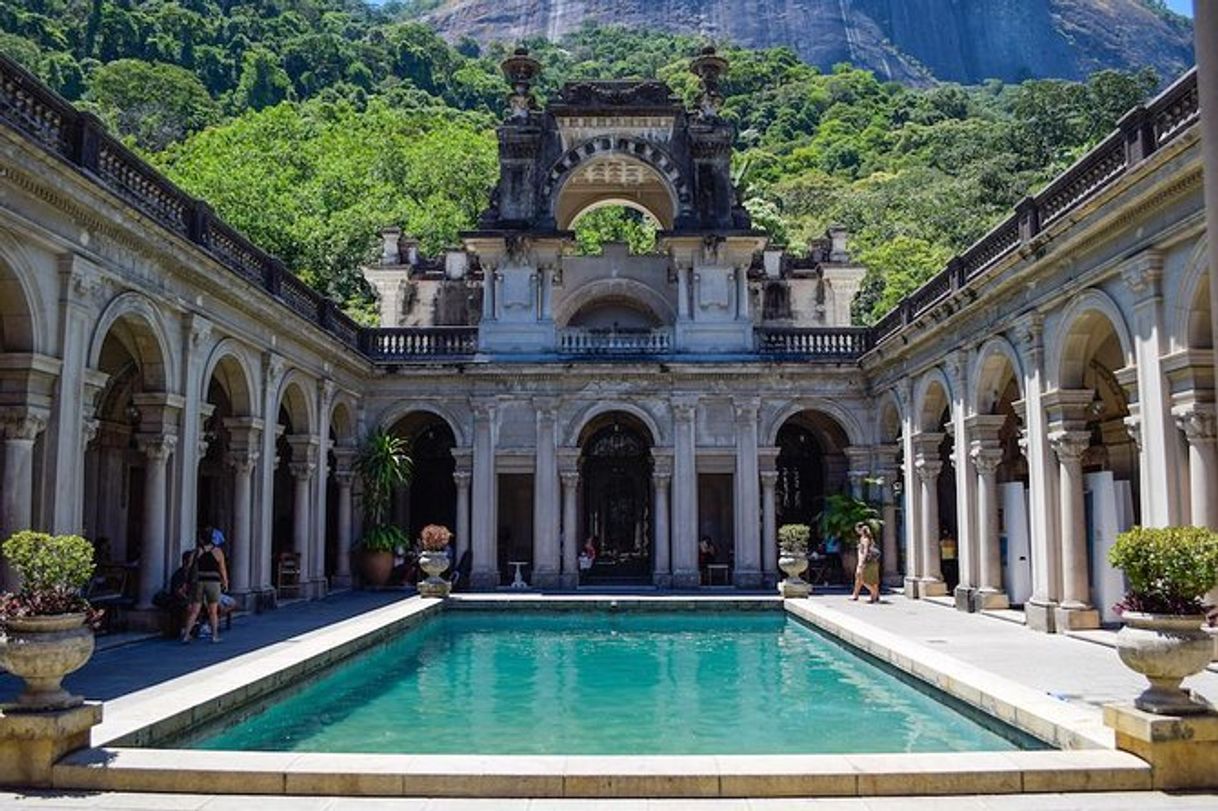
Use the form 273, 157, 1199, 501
850, 522, 882, 604
180, 528, 229, 643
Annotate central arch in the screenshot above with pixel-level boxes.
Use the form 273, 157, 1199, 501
577, 411, 655, 585
546, 137, 691, 230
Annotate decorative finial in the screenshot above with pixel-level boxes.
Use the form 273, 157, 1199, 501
689, 45, 729, 120
501, 46, 542, 122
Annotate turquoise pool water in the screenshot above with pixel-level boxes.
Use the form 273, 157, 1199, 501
186, 610, 1037, 755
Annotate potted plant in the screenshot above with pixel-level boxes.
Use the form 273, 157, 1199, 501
1109, 526, 1218, 715
354, 428, 412, 587
416, 524, 453, 598
777, 523, 812, 598
0, 531, 101, 711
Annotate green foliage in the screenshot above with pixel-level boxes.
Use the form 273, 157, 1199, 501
2, 530, 95, 594
777, 524, 810, 554
361, 524, 409, 554
355, 428, 413, 538
816, 494, 881, 548
0, 4, 1164, 323
573, 206, 659, 255
85, 59, 220, 150
1109, 526, 1218, 615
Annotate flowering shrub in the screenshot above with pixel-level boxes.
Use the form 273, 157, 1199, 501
420, 524, 453, 552
0, 531, 102, 629
1109, 526, 1218, 615
778, 524, 811, 554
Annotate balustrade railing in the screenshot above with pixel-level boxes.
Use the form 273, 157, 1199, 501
365, 327, 479, 361
559, 327, 674, 355
755, 327, 872, 359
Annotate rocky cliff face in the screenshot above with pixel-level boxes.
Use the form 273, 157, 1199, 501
411, 0, 1193, 85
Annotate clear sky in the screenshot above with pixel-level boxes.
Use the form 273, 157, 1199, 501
1165, 0, 1193, 17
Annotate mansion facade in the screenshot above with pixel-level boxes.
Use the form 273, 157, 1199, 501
0, 42, 1215, 633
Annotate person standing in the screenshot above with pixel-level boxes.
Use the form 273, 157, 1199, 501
181, 529, 229, 643
850, 523, 881, 604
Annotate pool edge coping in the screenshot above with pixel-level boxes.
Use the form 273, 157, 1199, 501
56, 593, 1148, 799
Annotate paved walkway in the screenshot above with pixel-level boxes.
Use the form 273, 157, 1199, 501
2, 790, 1218, 809
0, 589, 406, 702
815, 594, 1218, 710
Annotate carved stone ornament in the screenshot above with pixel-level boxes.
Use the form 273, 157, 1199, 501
689, 46, 729, 120
556, 81, 676, 108
1049, 430, 1091, 463
1175, 407, 1218, 444
501, 47, 541, 122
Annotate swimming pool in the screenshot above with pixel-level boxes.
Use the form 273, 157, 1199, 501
179, 609, 1040, 755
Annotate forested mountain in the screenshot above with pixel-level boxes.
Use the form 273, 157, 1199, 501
402, 0, 1193, 86
0, 2, 1173, 322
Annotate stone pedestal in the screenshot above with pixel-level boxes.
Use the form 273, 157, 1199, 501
1105, 703, 1218, 790
1025, 600, 1058, 633
1055, 604, 1101, 631
954, 585, 974, 612
0, 702, 101, 788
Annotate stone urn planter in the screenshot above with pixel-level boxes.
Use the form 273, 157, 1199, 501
778, 553, 811, 598
360, 550, 395, 587
417, 550, 451, 598
0, 613, 94, 711
1116, 612, 1214, 715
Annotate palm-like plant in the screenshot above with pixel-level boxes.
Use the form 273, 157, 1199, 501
355, 428, 413, 552
816, 494, 881, 547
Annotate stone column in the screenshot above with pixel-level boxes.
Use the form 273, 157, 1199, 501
287, 435, 319, 594
946, 351, 977, 608
1195, 0, 1218, 415
331, 445, 357, 589
968, 422, 1009, 610
135, 434, 177, 609
732, 398, 761, 588
1049, 429, 1100, 630
1175, 405, 1218, 529
256, 354, 287, 596
470, 398, 499, 590
735, 266, 749, 321
845, 447, 870, 500
911, 432, 946, 597
652, 453, 673, 588
671, 396, 700, 588
532, 399, 560, 589
1016, 315, 1061, 633
453, 470, 471, 568
759, 470, 778, 588
222, 418, 262, 600
677, 266, 691, 320
898, 381, 922, 596
0, 410, 47, 588
560, 469, 579, 589
1124, 252, 1182, 525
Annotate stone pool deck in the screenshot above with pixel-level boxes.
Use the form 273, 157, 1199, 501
4, 590, 1218, 803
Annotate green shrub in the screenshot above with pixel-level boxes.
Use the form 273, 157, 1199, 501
2, 531, 95, 594
361, 524, 408, 554
1109, 526, 1218, 615
778, 524, 811, 554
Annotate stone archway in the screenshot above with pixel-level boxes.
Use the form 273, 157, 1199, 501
577, 411, 655, 585
546, 137, 691, 230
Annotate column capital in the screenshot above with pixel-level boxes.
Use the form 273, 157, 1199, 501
914, 457, 943, 482
759, 469, 779, 488
470, 396, 497, 421
0, 408, 48, 441
969, 441, 1004, 474
225, 446, 260, 475
1042, 388, 1095, 428
1174, 404, 1218, 444
453, 470, 472, 489
331, 444, 358, 474
263, 351, 286, 392
1048, 429, 1091, 463
289, 460, 316, 481
286, 433, 320, 474
653, 470, 672, 489
136, 432, 178, 462
732, 396, 760, 422
1015, 312, 1044, 356
560, 470, 581, 488
1123, 414, 1143, 452
963, 413, 1007, 440
672, 394, 699, 422
186, 313, 214, 353
532, 396, 560, 418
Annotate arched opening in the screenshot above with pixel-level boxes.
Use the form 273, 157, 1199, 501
571, 204, 661, 256
84, 312, 172, 608
974, 349, 1031, 604
388, 412, 457, 549
1058, 310, 1138, 618
325, 401, 357, 582
555, 153, 677, 232
878, 398, 905, 579
774, 410, 850, 583
271, 379, 314, 597
577, 412, 654, 585
0, 259, 41, 583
